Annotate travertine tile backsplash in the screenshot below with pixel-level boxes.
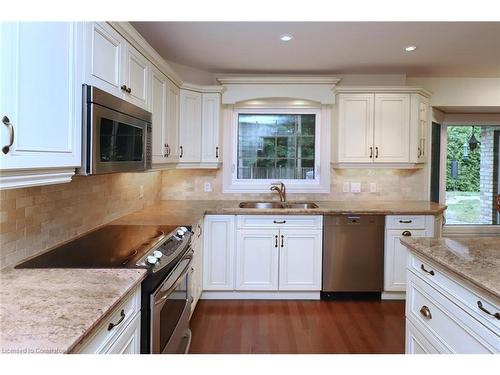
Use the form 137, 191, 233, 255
0, 171, 161, 269
160, 167, 428, 202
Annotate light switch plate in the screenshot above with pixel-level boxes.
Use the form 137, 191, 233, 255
204, 182, 212, 192
350, 182, 361, 193
342, 182, 350, 193
369, 182, 377, 193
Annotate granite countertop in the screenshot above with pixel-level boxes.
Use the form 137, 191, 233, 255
113, 200, 446, 228
0, 268, 146, 354
401, 237, 500, 299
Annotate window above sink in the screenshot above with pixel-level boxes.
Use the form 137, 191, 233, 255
223, 105, 331, 193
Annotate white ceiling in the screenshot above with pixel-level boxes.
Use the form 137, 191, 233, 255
131, 22, 500, 77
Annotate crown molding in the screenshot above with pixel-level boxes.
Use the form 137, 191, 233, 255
217, 75, 341, 85
334, 86, 432, 97
109, 22, 184, 87
181, 82, 225, 94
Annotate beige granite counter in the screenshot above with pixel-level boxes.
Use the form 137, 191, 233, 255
401, 237, 500, 299
113, 200, 446, 228
0, 268, 146, 354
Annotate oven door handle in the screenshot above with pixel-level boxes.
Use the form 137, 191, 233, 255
153, 252, 193, 306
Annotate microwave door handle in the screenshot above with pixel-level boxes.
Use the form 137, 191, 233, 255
153, 254, 193, 306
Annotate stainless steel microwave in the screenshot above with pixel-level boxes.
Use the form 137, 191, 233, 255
78, 85, 152, 175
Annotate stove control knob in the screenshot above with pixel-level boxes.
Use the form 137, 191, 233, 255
176, 230, 184, 237
180, 226, 188, 233
153, 250, 163, 259
146, 255, 158, 265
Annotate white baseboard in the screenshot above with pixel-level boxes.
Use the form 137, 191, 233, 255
201, 291, 321, 300
382, 291, 406, 300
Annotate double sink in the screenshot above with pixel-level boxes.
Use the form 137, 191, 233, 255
239, 201, 319, 209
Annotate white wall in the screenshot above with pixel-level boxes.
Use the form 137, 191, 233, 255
406, 77, 500, 107
165, 59, 217, 85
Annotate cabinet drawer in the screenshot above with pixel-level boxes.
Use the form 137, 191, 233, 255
75, 285, 141, 354
405, 318, 442, 354
408, 252, 500, 335
385, 215, 426, 229
104, 313, 141, 354
407, 272, 498, 353
237, 215, 322, 229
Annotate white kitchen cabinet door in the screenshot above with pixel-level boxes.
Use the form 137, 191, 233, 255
122, 44, 150, 110
384, 229, 429, 292
373, 94, 410, 163
178, 89, 202, 163
0, 22, 83, 171
105, 314, 141, 354
278, 229, 322, 291
337, 94, 374, 163
235, 230, 279, 291
165, 80, 180, 162
201, 93, 221, 163
151, 67, 168, 164
409, 94, 429, 164
203, 215, 235, 291
84, 22, 124, 98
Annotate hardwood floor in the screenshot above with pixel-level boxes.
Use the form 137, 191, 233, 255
190, 299, 405, 354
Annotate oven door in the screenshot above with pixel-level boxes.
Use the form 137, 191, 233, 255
89, 103, 151, 175
150, 250, 193, 354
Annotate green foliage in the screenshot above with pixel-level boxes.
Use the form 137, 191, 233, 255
446, 126, 481, 192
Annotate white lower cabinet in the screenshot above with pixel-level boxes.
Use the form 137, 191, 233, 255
190, 217, 204, 316
383, 215, 434, 299
202, 215, 323, 298
74, 285, 141, 354
202, 215, 236, 291
236, 230, 279, 291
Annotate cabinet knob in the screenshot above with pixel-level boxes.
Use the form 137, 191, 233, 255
402, 230, 412, 237
419, 305, 432, 319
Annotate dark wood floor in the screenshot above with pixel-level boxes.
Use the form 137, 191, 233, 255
190, 299, 405, 354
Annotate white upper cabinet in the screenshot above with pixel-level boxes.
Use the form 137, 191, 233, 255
334, 88, 431, 167
84, 22, 150, 111
150, 66, 168, 164
165, 81, 180, 162
122, 44, 149, 110
201, 93, 221, 163
85, 22, 124, 98
0, 22, 83, 187
373, 94, 410, 163
178, 89, 202, 163
337, 94, 374, 163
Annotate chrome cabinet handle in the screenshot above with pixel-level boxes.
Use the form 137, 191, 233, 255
280, 235, 284, 248
107, 309, 126, 331
274, 235, 278, 248
215, 146, 219, 158
179, 146, 183, 158
477, 301, 500, 320
419, 305, 432, 319
420, 264, 435, 276
2, 116, 14, 154
375, 147, 379, 158
369, 146, 373, 159
273, 220, 286, 224
402, 230, 412, 237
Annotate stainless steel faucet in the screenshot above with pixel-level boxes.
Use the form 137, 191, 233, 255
270, 181, 286, 202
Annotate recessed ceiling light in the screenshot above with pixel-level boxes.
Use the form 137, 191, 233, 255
405, 45, 417, 52
280, 34, 293, 42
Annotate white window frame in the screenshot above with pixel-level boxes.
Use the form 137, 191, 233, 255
223, 105, 331, 193
438, 117, 500, 237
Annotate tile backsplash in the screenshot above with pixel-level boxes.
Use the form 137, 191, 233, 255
0, 171, 161, 269
160, 167, 428, 201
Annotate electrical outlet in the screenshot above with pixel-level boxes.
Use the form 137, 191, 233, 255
369, 182, 377, 193
350, 182, 361, 193
204, 182, 212, 192
139, 185, 144, 199
342, 182, 350, 193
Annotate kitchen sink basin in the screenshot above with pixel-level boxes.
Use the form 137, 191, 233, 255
238, 201, 319, 209
239, 201, 286, 209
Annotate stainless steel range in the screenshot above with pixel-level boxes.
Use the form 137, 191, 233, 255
17, 224, 193, 354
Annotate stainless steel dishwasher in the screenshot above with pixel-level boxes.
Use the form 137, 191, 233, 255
322, 215, 385, 298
